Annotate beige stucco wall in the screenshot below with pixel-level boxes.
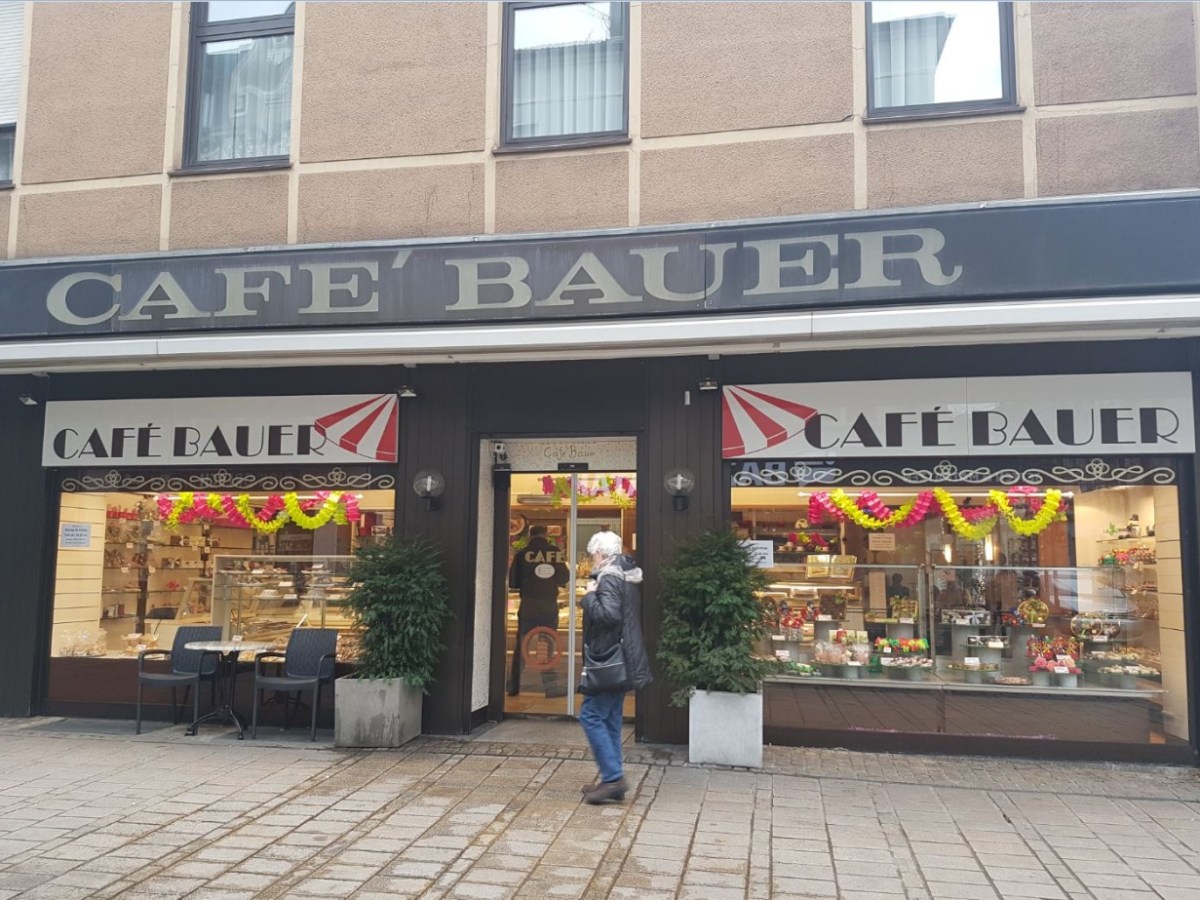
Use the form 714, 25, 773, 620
1031, 2, 1197, 105
300, 2, 487, 161
169, 174, 290, 251
22, 3, 172, 184
868, 120, 1025, 209
1037, 108, 1200, 196
640, 135, 855, 226
641, 2, 853, 137
18, 186, 162, 258
0, 1, 1197, 258
494, 152, 628, 234
0, 194, 9, 259
297, 165, 485, 244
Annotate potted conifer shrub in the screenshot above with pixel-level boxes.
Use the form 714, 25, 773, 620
334, 537, 451, 748
658, 530, 770, 768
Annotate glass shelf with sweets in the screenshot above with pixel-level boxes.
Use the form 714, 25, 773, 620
212, 555, 359, 662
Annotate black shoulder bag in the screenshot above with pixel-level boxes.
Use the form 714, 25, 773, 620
579, 640, 629, 695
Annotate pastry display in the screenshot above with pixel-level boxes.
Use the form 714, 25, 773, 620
1016, 598, 1049, 625
818, 593, 847, 618
992, 676, 1031, 686
1070, 614, 1122, 640
966, 634, 1009, 650
59, 629, 108, 657
881, 656, 933, 669
942, 608, 991, 625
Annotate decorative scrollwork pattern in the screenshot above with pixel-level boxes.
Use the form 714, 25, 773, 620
62, 467, 396, 493
730, 458, 1176, 487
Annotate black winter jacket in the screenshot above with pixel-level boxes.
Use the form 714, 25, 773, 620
508, 536, 569, 615
581, 554, 653, 692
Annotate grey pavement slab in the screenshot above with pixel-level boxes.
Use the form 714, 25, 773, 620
0, 717, 1197, 897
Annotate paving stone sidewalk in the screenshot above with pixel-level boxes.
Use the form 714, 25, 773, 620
0, 719, 1197, 899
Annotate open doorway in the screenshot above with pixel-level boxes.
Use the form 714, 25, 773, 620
503, 470, 637, 720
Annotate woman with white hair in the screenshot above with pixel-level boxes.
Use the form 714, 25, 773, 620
577, 529, 652, 804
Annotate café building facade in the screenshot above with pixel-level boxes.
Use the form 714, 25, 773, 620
1, 190, 1200, 763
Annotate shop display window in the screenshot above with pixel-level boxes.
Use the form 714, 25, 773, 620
50, 488, 395, 664
735, 479, 1189, 748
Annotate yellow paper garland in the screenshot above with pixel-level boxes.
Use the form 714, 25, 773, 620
990, 489, 1062, 537
932, 488, 998, 541
827, 489, 915, 530
283, 492, 348, 531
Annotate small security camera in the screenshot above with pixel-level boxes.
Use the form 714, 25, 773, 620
491, 441, 510, 466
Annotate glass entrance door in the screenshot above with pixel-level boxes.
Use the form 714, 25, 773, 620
504, 471, 636, 718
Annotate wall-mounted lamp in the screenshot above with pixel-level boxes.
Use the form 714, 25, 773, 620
16, 395, 37, 407
397, 385, 418, 399
663, 468, 696, 511
697, 377, 719, 392
412, 469, 445, 511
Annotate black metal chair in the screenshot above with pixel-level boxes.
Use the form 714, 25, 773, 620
135, 625, 221, 734
251, 628, 338, 741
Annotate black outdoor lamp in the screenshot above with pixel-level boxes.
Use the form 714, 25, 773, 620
412, 469, 446, 511
664, 468, 696, 511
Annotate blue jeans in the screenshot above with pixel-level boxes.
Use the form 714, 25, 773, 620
579, 690, 626, 783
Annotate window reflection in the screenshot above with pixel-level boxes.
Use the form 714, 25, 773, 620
196, 34, 293, 162
206, 1, 294, 23
508, 1, 627, 142
870, 0, 1005, 109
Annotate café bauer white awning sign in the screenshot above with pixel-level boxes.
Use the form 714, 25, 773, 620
42, 394, 399, 467
722, 373, 1194, 459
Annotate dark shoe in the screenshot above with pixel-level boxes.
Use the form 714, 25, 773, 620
583, 778, 626, 804
580, 780, 598, 795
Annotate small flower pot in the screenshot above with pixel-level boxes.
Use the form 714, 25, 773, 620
1030, 670, 1051, 687
1117, 674, 1139, 690
963, 670, 984, 685
1056, 673, 1079, 688
839, 664, 862, 679
904, 667, 928, 682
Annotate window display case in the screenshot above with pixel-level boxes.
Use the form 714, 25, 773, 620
762, 563, 1164, 692
757, 563, 925, 671
212, 555, 359, 661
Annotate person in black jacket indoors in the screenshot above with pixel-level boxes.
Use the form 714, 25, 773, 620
578, 530, 653, 805
508, 525, 570, 697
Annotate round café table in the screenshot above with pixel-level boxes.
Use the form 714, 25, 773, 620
184, 640, 271, 740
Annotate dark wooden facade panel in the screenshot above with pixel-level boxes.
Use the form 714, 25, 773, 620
1, 339, 1197, 764
638, 357, 728, 744
0, 375, 52, 717
395, 366, 475, 735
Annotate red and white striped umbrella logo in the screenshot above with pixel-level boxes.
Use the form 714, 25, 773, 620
313, 394, 398, 462
722, 386, 817, 457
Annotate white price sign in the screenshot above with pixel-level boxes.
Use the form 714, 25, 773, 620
868, 533, 896, 551
59, 523, 92, 549
740, 540, 775, 569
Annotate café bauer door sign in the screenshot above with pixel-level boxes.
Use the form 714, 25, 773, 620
721, 373, 1195, 458
42, 394, 400, 466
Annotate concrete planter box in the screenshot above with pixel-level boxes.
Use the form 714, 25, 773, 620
334, 676, 422, 748
689, 689, 762, 769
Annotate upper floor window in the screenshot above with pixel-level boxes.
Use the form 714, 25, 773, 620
184, 1, 294, 169
0, 0, 23, 185
866, 1, 1017, 120
501, 2, 628, 149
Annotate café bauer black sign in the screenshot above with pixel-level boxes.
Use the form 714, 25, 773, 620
1, 192, 1199, 340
